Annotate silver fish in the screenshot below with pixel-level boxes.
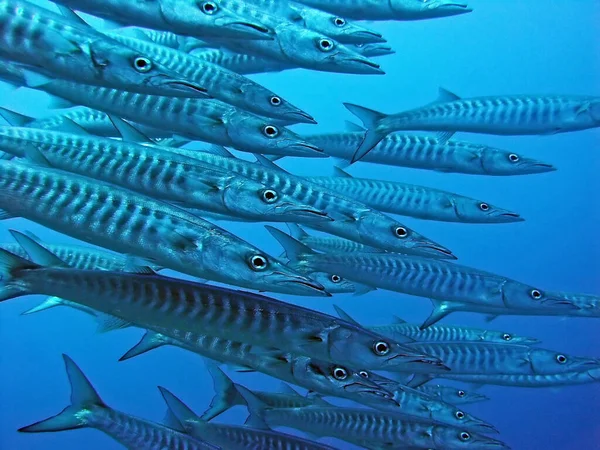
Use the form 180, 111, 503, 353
416, 384, 489, 405
293, 0, 473, 21
305, 127, 556, 176
287, 223, 384, 254
0, 0, 210, 97
308, 167, 523, 223
119, 27, 208, 53
160, 386, 338, 450
440, 369, 600, 388
238, 386, 508, 450
0, 160, 325, 295
346, 88, 600, 162
50, 0, 274, 40
19, 355, 220, 449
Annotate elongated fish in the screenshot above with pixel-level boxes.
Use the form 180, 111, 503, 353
334, 306, 540, 345
308, 167, 523, 223
19, 355, 220, 449
294, 0, 473, 21
51, 0, 274, 40
347, 88, 600, 162
160, 386, 338, 450
0, 127, 330, 223
121, 27, 208, 53
287, 223, 384, 253
306, 127, 556, 176
416, 384, 489, 405
237, 386, 508, 450
0, 160, 325, 295
268, 227, 593, 324
0, 251, 448, 374
440, 369, 600, 388
0, 0, 210, 97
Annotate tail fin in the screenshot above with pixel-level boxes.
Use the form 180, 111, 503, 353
21, 296, 67, 316
343, 103, 388, 163
286, 223, 309, 241
119, 331, 172, 361
0, 248, 38, 302
201, 363, 244, 421
158, 386, 199, 431
235, 385, 270, 430
18, 355, 104, 433
264, 226, 314, 262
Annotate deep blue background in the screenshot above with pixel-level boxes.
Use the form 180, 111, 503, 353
0, 1, 599, 449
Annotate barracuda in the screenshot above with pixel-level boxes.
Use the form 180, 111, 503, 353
416, 384, 490, 405
286, 223, 384, 254
0, 160, 325, 295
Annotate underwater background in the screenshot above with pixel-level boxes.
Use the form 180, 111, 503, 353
0, 0, 599, 448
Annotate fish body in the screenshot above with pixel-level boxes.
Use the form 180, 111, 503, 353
293, 0, 473, 21
306, 131, 556, 176
416, 385, 489, 405
0, 127, 330, 223
50, 0, 274, 40
308, 169, 523, 223
287, 223, 384, 253
120, 27, 207, 53
0, 160, 324, 294
19, 355, 219, 449
441, 369, 600, 387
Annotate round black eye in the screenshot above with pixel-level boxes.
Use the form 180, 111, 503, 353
318, 39, 334, 52
359, 370, 369, 378
201, 1, 218, 14
556, 354, 567, 364
373, 341, 390, 356
249, 255, 268, 271
270, 96, 281, 106
334, 17, 346, 27
333, 367, 348, 380
261, 189, 278, 203
460, 432, 471, 441
530, 289, 542, 300
455, 411, 465, 420
263, 125, 279, 138
457, 390, 466, 397
394, 227, 408, 238
330, 274, 341, 283
508, 153, 520, 162
502, 333, 512, 341
133, 57, 152, 73
479, 203, 490, 211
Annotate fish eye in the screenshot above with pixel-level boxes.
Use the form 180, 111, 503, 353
333, 367, 348, 380
133, 57, 152, 73
354, 43, 364, 48
457, 390, 466, 397
394, 226, 408, 238
333, 17, 346, 27
201, 1, 218, 14
556, 354, 567, 364
263, 125, 279, 138
330, 274, 341, 283
502, 333, 512, 341
530, 289, 542, 300
249, 254, 268, 271
270, 96, 281, 106
359, 370, 369, 378
261, 189, 278, 203
479, 203, 490, 211
318, 38, 334, 52
373, 341, 390, 356
508, 153, 520, 162
460, 432, 471, 441
455, 411, 465, 420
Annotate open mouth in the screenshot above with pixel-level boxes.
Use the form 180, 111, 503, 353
287, 142, 328, 157
347, 58, 385, 74
439, 3, 472, 10
288, 208, 333, 222
290, 110, 317, 125
279, 277, 330, 296
228, 21, 272, 36
415, 243, 457, 260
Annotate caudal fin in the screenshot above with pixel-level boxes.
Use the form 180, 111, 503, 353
200, 363, 244, 421
343, 103, 388, 163
0, 248, 38, 302
235, 385, 271, 430
119, 331, 172, 361
264, 226, 314, 262
19, 355, 105, 433
21, 296, 67, 316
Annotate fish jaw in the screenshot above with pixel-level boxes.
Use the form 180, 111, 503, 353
425, 1, 473, 17
332, 54, 385, 75
213, 15, 274, 41
265, 271, 330, 297
274, 203, 334, 224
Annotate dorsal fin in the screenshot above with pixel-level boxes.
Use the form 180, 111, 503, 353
56, 6, 89, 27
332, 166, 353, 178
0, 107, 34, 126
344, 120, 366, 133
392, 315, 407, 324
9, 230, 68, 267
107, 115, 154, 144
203, 145, 234, 158
254, 154, 290, 174
437, 87, 461, 103
333, 305, 361, 326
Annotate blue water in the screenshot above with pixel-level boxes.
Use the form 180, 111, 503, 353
0, 1, 599, 449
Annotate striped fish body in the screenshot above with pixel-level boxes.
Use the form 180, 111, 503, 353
135, 29, 207, 52
307, 131, 555, 175
416, 385, 488, 405
383, 95, 600, 135
441, 370, 600, 387
301, 232, 383, 253
195, 49, 291, 74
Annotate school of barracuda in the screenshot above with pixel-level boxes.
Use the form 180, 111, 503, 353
0, 0, 597, 449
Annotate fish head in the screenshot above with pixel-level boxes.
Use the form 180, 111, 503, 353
275, 25, 384, 74
427, 401, 499, 434
327, 326, 449, 373
480, 148, 556, 175
529, 348, 600, 375
391, 0, 473, 19
294, 357, 398, 405
433, 428, 509, 449
563, 98, 600, 128
352, 43, 396, 57
86, 39, 208, 97
451, 197, 523, 223
224, 114, 325, 156
353, 211, 456, 258
221, 177, 331, 223
500, 281, 587, 314
299, 10, 386, 44
438, 386, 490, 405
236, 83, 316, 124
542, 292, 600, 317
303, 271, 364, 294
159, 0, 273, 40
